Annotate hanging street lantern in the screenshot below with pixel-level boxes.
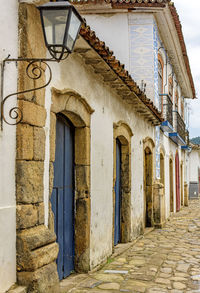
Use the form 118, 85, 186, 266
1, 1, 83, 127
38, 1, 83, 61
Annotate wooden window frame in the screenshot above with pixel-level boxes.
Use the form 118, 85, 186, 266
158, 54, 164, 112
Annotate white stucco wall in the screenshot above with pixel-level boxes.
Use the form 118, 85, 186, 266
41, 11, 190, 270
39, 6, 191, 272
160, 131, 186, 219
189, 149, 200, 183
80, 13, 130, 72
0, 0, 18, 291
43, 50, 155, 269
83, 13, 157, 101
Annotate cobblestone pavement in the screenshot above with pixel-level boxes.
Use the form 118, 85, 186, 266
60, 199, 200, 293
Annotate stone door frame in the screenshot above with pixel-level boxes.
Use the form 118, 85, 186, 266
113, 121, 133, 248
143, 137, 155, 228
160, 147, 165, 188
175, 151, 180, 212
180, 161, 184, 206
169, 154, 174, 213
50, 87, 94, 273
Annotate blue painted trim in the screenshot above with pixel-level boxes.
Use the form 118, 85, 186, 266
181, 145, 191, 151
161, 121, 173, 133
169, 132, 186, 146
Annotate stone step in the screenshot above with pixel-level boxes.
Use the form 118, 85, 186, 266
7, 285, 27, 293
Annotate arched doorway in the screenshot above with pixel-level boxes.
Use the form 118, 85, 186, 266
51, 114, 75, 279
175, 152, 180, 212
113, 121, 133, 247
50, 88, 94, 277
160, 152, 165, 187
144, 147, 153, 227
143, 137, 154, 228
169, 157, 174, 212
180, 162, 183, 206
114, 139, 121, 245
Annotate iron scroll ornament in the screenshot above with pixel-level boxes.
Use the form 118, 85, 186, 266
1, 58, 53, 127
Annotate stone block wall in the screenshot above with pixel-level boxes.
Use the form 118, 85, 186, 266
16, 3, 59, 292
153, 180, 166, 228
184, 182, 189, 206
113, 122, 133, 247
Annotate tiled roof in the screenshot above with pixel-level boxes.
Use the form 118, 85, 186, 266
79, 22, 163, 122
169, 3, 196, 99
72, 0, 196, 99
71, 0, 169, 4
105, 0, 169, 4
190, 143, 200, 151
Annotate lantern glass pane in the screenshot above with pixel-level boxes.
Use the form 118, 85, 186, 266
43, 9, 69, 45
66, 11, 81, 51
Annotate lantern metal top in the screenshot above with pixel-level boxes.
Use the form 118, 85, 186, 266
38, 1, 76, 9
1, 1, 84, 128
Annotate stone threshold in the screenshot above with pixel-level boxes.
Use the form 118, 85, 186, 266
60, 227, 155, 291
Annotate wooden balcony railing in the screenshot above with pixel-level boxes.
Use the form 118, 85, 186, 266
160, 94, 173, 126
173, 111, 186, 142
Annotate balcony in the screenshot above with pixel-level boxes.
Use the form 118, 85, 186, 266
181, 129, 190, 150
169, 111, 186, 146
160, 94, 173, 132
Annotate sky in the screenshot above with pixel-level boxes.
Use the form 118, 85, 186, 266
174, 0, 200, 138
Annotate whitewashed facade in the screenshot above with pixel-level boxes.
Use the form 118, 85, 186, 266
188, 145, 200, 199
0, 0, 18, 291
76, 0, 194, 217
0, 0, 196, 292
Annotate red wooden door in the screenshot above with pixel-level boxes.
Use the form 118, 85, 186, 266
175, 152, 180, 212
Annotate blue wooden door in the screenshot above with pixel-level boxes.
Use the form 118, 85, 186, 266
114, 139, 121, 246
51, 115, 75, 280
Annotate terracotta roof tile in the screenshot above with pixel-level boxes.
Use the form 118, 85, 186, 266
106, 0, 169, 4
168, 2, 196, 99
71, 0, 169, 4
80, 22, 163, 122
72, 0, 196, 99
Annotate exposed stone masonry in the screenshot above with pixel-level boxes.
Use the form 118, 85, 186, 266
16, 3, 59, 292
50, 88, 94, 273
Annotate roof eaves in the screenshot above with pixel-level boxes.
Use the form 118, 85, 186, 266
72, 0, 196, 99
79, 22, 163, 123
168, 2, 196, 99
190, 143, 200, 150
71, 0, 169, 4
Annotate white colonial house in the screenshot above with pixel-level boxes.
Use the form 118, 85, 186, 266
0, 0, 196, 292
188, 144, 200, 199
73, 0, 195, 214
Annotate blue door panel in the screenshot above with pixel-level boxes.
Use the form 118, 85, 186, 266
114, 139, 121, 246
51, 116, 75, 280
63, 122, 75, 278
57, 188, 64, 279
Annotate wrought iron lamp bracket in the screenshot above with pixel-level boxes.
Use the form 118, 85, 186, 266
0, 56, 62, 130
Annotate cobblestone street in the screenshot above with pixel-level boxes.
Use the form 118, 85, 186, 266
60, 199, 200, 293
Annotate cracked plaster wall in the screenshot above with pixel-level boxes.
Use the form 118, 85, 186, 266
47, 52, 155, 269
